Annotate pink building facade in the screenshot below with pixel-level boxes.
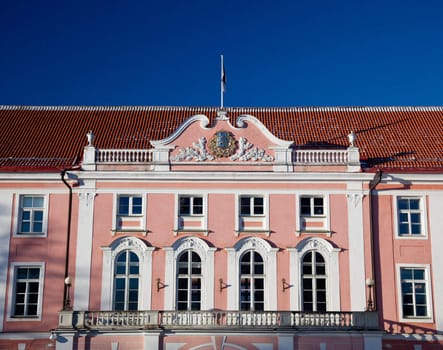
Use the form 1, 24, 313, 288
0, 106, 442, 350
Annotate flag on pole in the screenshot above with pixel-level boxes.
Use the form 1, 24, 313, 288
221, 56, 226, 93
220, 55, 226, 108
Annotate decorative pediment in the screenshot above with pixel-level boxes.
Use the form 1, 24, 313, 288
151, 111, 293, 169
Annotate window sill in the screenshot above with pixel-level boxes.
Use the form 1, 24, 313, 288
173, 229, 209, 236
7, 316, 41, 322
235, 230, 271, 237
396, 235, 427, 240
111, 229, 148, 236
296, 230, 332, 237
13, 233, 47, 238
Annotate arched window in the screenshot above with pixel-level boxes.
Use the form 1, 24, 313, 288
113, 251, 139, 311
302, 251, 326, 312
101, 237, 154, 311
240, 251, 265, 311
177, 251, 202, 311
288, 237, 341, 311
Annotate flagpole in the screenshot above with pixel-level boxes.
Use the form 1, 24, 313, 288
220, 54, 224, 108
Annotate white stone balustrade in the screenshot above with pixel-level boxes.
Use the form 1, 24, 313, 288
63, 310, 378, 330
96, 149, 153, 163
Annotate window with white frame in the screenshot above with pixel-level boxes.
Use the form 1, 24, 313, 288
176, 250, 202, 310
118, 195, 143, 216
113, 250, 139, 311
400, 267, 430, 319
115, 194, 145, 231
397, 197, 424, 236
302, 251, 327, 312
179, 195, 203, 216
300, 196, 324, 217
240, 196, 264, 216
18, 195, 46, 235
11, 265, 43, 318
297, 195, 329, 234
240, 251, 265, 311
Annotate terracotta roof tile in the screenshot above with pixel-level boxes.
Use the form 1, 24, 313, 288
0, 106, 441, 172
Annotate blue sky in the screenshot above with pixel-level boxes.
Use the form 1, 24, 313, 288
1, 0, 443, 107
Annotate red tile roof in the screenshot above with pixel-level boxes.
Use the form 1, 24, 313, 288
0, 106, 441, 172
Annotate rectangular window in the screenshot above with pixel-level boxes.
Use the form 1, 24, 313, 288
118, 195, 143, 216
397, 197, 423, 236
179, 196, 203, 216
400, 267, 429, 318
18, 195, 45, 234
300, 196, 324, 216
240, 196, 264, 216
12, 266, 42, 318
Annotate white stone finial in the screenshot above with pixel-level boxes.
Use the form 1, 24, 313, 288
87, 130, 94, 147
348, 131, 356, 147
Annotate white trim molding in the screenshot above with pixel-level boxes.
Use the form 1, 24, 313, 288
0, 192, 13, 330
101, 236, 154, 310
226, 237, 278, 310
163, 236, 216, 310
289, 237, 341, 311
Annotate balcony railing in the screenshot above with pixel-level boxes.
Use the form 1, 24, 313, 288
85, 148, 359, 168
293, 149, 354, 165
96, 149, 153, 163
59, 310, 378, 331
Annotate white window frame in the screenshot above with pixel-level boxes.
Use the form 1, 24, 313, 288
164, 236, 216, 310
300, 195, 325, 217
101, 237, 154, 310
394, 196, 427, 239
113, 250, 140, 311
288, 237, 341, 311
296, 194, 330, 235
117, 194, 144, 217
7, 262, 45, 321
396, 264, 433, 322
226, 237, 278, 311
235, 194, 269, 234
174, 194, 208, 233
178, 195, 204, 216
14, 194, 49, 237
239, 195, 265, 217
112, 193, 147, 232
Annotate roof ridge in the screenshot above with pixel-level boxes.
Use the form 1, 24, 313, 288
1, 105, 443, 112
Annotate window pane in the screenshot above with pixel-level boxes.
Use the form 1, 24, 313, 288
398, 199, 408, 210
413, 269, 425, 280
409, 199, 420, 210
33, 211, 43, 221
254, 197, 264, 215
132, 197, 143, 215
193, 197, 203, 215
33, 197, 44, 207
401, 268, 413, 280
33, 222, 43, 233
240, 197, 250, 215
118, 197, 129, 215
21, 222, 30, 233
411, 224, 421, 235
300, 197, 311, 215
179, 197, 190, 215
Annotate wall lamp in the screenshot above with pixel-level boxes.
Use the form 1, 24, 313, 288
366, 278, 375, 311
63, 276, 72, 311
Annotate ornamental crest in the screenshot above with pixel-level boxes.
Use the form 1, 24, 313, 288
209, 131, 237, 158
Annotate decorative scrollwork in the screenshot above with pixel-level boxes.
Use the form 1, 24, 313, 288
230, 137, 274, 162
171, 137, 214, 161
